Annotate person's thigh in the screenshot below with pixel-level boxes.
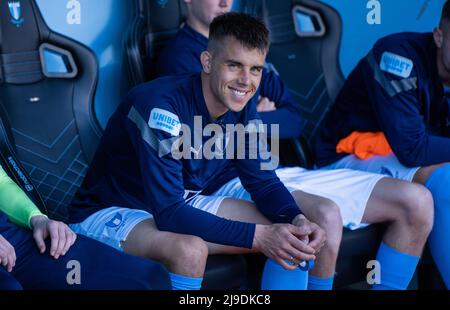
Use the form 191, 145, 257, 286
413, 163, 450, 184
12, 233, 170, 290
122, 196, 269, 257
121, 217, 203, 263
206, 197, 271, 255
326, 154, 419, 182
360, 177, 426, 224
0, 266, 22, 290
70, 206, 152, 252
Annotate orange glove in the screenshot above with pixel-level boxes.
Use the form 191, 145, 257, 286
336, 131, 392, 160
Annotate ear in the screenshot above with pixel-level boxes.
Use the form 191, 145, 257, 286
434, 27, 444, 48
200, 51, 212, 74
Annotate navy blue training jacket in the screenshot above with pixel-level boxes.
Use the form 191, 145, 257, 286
315, 32, 450, 168
69, 74, 301, 248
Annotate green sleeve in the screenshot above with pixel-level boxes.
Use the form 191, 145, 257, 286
0, 165, 45, 229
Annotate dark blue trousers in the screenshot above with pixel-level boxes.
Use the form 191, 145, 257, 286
0, 224, 171, 290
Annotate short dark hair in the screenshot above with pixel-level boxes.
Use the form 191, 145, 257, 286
441, 1, 450, 26
208, 12, 269, 54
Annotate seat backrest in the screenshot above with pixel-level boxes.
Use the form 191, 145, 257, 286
0, 0, 101, 220
144, 0, 186, 81
241, 0, 344, 146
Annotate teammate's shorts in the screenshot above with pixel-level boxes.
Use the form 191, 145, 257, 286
325, 154, 420, 182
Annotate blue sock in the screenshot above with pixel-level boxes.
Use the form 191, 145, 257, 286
169, 273, 203, 290
307, 275, 334, 290
371, 242, 419, 290
261, 259, 308, 290
425, 165, 450, 288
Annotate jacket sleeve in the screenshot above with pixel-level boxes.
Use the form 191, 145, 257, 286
258, 68, 303, 139
0, 166, 44, 229
362, 42, 450, 167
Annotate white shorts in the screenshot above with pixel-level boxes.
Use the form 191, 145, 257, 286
325, 154, 420, 182
212, 167, 385, 230
70, 195, 228, 251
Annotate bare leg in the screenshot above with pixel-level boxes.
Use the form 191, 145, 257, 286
361, 178, 434, 256
291, 190, 342, 278
122, 219, 208, 278
412, 163, 449, 184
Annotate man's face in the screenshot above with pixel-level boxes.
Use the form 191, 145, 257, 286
187, 0, 233, 29
202, 36, 266, 116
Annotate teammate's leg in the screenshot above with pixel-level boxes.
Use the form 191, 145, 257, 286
413, 163, 450, 288
12, 233, 171, 290
0, 266, 22, 290
361, 178, 434, 289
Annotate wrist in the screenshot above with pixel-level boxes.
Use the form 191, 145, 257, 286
30, 214, 48, 229
253, 224, 267, 250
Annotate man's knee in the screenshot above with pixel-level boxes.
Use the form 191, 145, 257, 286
170, 235, 208, 267
312, 200, 342, 250
400, 183, 434, 233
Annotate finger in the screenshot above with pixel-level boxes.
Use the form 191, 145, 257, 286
288, 235, 316, 254
299, 234, 309, 244
274, 256, 297, 271
7, 250, 14, 272
71, 231, 77, 246
8, 245, 16, 270
61, 228, 73, 256
308, 233, 324, 250
290, 224, 313, 237
1, 255, 8, 268
11, 246, 16, 264
287, 247, 316, 262
308, 227, 326, 250
33, 231, 46, 254
65, 231, 77, 254
49, 224, 59, 257
55, 225, 66, 259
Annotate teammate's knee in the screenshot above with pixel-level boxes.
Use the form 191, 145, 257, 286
401, 183, 434, 233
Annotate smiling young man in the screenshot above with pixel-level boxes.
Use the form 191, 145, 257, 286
68, 13, 326, 291
314, 0, 450, 288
